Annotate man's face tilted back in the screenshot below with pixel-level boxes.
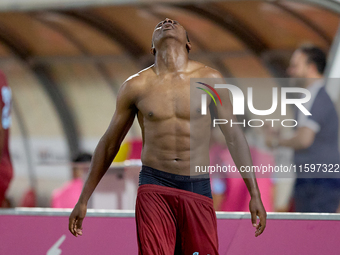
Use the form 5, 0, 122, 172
151, 18, 191, 55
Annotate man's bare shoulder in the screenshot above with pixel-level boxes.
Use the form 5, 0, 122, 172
188, 60, 223, 78
120, 65, 155, 93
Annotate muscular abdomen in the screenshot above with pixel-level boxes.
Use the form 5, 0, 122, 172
139, 113, 211, 175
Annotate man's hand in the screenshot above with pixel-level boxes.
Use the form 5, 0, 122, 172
249, 196, 267, 237
264, 125, 280, 149
265, 135, 276, 149
69, 202, 87, 237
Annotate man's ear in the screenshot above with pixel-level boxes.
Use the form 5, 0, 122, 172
309, 62, 319, 75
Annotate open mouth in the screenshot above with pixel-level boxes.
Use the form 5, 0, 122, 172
162, 23, 174, 30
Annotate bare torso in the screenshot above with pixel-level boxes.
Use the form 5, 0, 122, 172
131, 60, 214, 175
68, 19, 266, 239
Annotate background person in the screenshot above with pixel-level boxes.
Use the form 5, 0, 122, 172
266, 45, 340, 213
51, 153, 92, 208
210, 125, 274, 212
0, 70, 13, 208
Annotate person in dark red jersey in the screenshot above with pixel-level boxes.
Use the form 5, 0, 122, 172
69, 18, 266, 254
0, 70, 13, 208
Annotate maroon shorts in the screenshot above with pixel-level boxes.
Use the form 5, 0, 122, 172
136, 184, 219, 255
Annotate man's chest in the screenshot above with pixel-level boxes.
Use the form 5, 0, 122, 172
136, 78, 191, 120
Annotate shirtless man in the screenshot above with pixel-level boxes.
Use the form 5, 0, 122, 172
69, 18, 266, 254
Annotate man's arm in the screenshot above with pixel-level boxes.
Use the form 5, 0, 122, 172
266, 126, 316, 150
278, 127, 315, 150
69, 78, 138, 237
210, 71, 266, 237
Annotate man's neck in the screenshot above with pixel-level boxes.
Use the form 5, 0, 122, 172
304, 73, 323, 88
154, 42, 189, 75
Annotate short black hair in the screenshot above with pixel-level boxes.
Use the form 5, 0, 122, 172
298, 45, 327, 74
152, 31, 190, 55
72, 153, 92, 163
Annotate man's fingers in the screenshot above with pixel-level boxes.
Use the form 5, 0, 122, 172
251, 211, 257, 227
69, 214, 82, 237
76, 217, 83, 229
255, 214, 266, 237
75, 218, 84, 236
255, 223, 264, 237
258, 224, 265, 235
69, 217, 77, 236
68, 204, 87, 237
259, 215, 266, 233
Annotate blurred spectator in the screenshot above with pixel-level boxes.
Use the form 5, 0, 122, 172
0, 70, 13, 208
127, 139, 143, 160
51, 153, 92, 208
265, 125, 295, 212
1, 197, 12, 208
210, 127, 274, 212
267, 45, 340, 212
